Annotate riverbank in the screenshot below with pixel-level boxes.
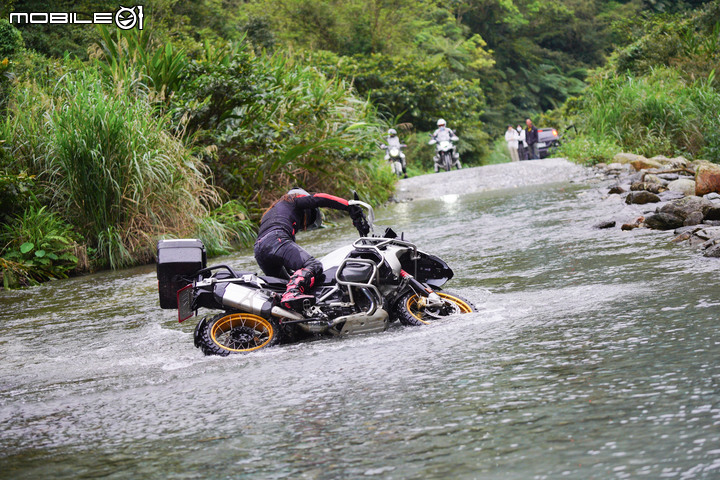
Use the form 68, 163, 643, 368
587, 153, 720, 258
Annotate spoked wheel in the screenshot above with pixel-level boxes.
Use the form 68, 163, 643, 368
197, 312, 279, 356
395, 291, 476, 326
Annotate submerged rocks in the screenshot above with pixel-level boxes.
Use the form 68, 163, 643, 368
644, 212, 684, 230
593, 220, 616, 229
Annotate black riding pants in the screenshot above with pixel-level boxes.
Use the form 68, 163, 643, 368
253, 230, 323, 279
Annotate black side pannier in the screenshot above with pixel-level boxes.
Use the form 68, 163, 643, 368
157, 239, 206, 309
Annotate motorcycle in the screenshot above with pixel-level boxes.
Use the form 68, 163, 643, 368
156, 198, 477, 355
428, 137, 459, 172
380, 143, 407, 178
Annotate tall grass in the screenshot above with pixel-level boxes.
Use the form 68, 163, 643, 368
2, 69, 227, 268
564, 67, 720, 163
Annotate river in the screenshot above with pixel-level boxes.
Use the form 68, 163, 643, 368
1, 159, 719, 479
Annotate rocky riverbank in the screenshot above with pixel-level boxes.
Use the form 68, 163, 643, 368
591, 153, 720, 258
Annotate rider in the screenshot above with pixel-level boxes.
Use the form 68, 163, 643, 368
254, 188, 370, 310
430, 118, 461, 172
384, 128, 408, 178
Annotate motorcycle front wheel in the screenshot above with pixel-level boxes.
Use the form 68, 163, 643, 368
197, 312, 280, 356
395, 291, 476, 326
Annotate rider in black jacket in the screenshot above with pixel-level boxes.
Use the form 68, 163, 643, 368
254, 188, 369, 310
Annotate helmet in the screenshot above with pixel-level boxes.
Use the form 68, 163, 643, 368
388, 128, 397, 136
437, 118, 446, 127
287, 188, 322, 230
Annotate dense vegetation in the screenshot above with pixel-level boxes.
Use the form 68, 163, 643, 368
0, 0, 718, 286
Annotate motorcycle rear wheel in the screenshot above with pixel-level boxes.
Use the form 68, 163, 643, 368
395, 291, 476, 326
198, 312, 279, 356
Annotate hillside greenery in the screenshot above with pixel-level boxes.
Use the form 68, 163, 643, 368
0, 0, 718, 286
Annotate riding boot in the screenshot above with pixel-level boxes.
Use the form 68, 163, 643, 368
281, 267, 316, 311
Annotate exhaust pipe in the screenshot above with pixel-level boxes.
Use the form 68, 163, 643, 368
216, 283, 304, 321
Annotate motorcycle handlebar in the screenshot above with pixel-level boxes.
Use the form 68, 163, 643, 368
348, 199, 375, 236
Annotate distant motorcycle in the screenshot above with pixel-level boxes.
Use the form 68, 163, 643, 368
380, 143, 407, 178
428, 137, 459, 172
156, 198, 477, 355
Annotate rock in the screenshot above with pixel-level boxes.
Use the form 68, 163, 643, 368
630, 181, 665, 193
608, 185, 626, 195
658, 190, 686, 202
593, 220, 616, 229
625, 191, 661, 204
644, 174, 666, 185
650, 155, 671, 165
656, 173, 680, 181
644, 212, 684, 230
669, 156, 690, 168
695, 163, 720, 196
667, 178, 696, 196
674, 225, 704, 235
703, 192, 720, 202
704, 220, 720, 226
621, 217, 644, 230
684, 211, 704, 226
693, 226, 720, 241
631, 158, 664, 171
704, 244, 720, 257
613, 152, 647, 165
658, 195, 714, 220
705, 206, 720, 221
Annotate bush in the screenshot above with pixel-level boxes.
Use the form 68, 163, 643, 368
1, 67, 228, 269
176, 43, 396, 210
0, 19, 23, 59
0, 205, 79, 287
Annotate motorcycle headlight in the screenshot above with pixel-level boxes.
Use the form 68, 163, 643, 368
389, 148, 399, 156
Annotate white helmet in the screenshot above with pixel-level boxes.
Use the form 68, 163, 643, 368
437, 118, 446, 127
388, 128, 397, 136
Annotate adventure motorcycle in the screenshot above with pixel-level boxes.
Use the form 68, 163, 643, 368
428, 138, 459, 172
157, 199, 476, 355
380, 143, 407, 178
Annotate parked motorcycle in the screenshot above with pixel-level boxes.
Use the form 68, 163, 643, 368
157, 199, 476, 355
380, 143, 407, 178
428, 138, 459, 172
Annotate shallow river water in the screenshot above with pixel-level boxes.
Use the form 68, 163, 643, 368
1, 163, 719, 479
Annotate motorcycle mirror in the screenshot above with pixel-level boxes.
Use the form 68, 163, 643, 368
353, 191, 360, 201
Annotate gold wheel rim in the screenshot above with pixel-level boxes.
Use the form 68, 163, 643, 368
210, 313, 274, 352
405, 292, 473, 325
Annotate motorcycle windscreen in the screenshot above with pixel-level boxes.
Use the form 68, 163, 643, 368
413, 251, 454, 288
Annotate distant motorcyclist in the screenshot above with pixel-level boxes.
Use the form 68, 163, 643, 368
382, 128, 408, 178
429, 118, 461, 172
254, 188, 369, 310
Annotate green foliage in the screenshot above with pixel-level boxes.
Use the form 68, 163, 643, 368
0, 19, 23, 59
309, 50, 488, 164
0, 205, 79, 287
568, 67, 720, 159
93, 25, 189, 103
176, 43, 396, 209
2, 67, 226, 270
0, 170, 35, 224
557, 134, 620, 166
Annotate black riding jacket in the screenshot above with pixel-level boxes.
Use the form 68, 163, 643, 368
257, 193, 350, 241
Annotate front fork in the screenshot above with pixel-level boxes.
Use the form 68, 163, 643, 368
401, 270, 444, 308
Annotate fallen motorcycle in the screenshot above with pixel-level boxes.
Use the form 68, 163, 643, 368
157, 200, 476, 355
